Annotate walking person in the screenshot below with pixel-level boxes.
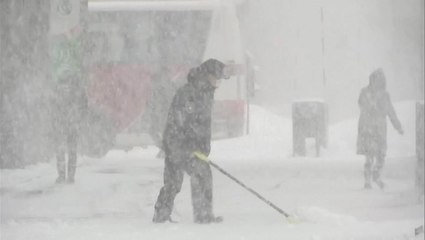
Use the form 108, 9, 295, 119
153, 59, 232, 223
50, 25, 87, 184
357, 68, 404, 189
51, 76, 87, 184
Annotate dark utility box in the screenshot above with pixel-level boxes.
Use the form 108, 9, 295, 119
292, 101, 328, 157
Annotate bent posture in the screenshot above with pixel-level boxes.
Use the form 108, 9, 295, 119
153, 59, 231, 223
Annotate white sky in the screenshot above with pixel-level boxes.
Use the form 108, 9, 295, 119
240, 0, 424, 122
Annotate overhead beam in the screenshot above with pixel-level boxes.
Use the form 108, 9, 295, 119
88, 0, 220, 12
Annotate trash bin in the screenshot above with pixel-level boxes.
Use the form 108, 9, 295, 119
292, 100, 328, 157
416, 101, 424, 195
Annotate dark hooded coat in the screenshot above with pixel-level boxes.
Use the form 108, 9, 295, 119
162, 65, 219, 162
153, 59, 227, 223
356, 69, 402, 156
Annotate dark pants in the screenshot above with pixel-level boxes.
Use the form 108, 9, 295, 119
153, 154, 213, 222
55, 125, 78, 181
364, 154, 385, 184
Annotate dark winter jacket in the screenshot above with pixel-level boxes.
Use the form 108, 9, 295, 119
356, 69, 402, 156
162, 67, 216, 161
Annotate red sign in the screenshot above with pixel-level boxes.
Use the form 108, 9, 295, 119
87, 64, 152, 131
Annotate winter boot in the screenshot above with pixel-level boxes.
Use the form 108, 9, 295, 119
67, 147, 77, 184
66, 177, 75, 184
194, 215, 223, 224
364, 157, 373, 189
364, 169, 372, 189
153, 211, 173, 223
153, 203, 174, 223
375, 180, 385, 189
67, 164, 76, 184
56, 175, 66, 184
373, 176, 385, 189
152, 215, 177, 223
56, 155, 66, 184
364, 181, 372, 189
372, 156, 385, 189
372, 169, 385, 189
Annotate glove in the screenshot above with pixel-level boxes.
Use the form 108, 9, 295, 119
192, 151, 209, 162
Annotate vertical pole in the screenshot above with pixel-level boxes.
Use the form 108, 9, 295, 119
319, 7, 328, 152
246, 84, 250, 135
246, 64, 250, 135
421, 10, 424, 101
421, 0, 425, 101
321, 7, 326, 88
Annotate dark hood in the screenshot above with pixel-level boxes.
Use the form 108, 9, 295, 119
368, 68, 386, 91
187, 59, 226, 91
199, 58, 226, 79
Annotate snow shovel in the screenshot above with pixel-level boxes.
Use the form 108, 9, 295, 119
192, 152, 299, 223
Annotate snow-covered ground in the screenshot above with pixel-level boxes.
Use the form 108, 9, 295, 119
1, 102, 423, 240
